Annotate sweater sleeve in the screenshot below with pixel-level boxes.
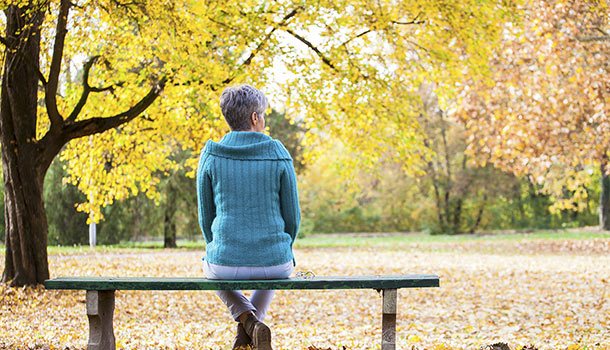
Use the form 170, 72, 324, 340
279, 160, 301, 243
197, 152, 215, 244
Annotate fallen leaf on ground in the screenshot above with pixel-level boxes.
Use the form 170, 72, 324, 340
1, 238, 609, 349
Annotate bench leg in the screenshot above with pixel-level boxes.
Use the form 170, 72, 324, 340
382, 288, 397, 350
86, 290, 116, 350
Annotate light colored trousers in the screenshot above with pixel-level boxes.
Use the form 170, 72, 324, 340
203, 260, 294, 322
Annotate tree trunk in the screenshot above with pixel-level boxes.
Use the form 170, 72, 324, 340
470, 194, 487, 234
451, 154, 469, 234
1, 2, 166, 286
163, 182, 177, 248
452, 198, 463, 233
1, 5, 49, 286
600, 154, 610, 231
431, 177, 445, 228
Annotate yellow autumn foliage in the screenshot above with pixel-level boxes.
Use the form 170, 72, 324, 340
1, 0, 521, 221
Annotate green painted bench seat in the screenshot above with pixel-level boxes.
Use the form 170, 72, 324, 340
45, 274, 439, 350
45, 274, 439, 290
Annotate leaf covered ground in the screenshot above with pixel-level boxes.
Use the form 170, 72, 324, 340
1, 234, 609, 350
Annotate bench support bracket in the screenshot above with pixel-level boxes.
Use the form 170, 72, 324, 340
86, 290, 116, 350
382, 288, 397, 350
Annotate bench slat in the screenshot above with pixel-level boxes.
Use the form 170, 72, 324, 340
44, 274, 439, 291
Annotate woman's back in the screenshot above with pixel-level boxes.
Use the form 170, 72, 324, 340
197, 131, 300, 267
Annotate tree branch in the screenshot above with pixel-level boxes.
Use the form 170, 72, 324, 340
221, 33, 275, 85
591, 27, 608, 36
0, 35, 48, 86
578, 35, 610, 42
172, 7, 303, 89
166, 7, 306, 90
66, 56, 125, 123
45, 0, 72, 128
62, 77, 167, 140
391, 20, 425, 25
91, 84, 121, 92
406, 39, 430, 53
339, 29, 373, 47
66, 56, 98, 123
337, 14, 424, 50
207, 17, 236, 30
69, 1, 84, 9
285, 28, 338, 71
221, 6, 303, 86
391, 12, 425, 26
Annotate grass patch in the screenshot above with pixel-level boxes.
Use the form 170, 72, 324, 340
294, 229, 610, 248
2, 228, 606, 254
44, 240, 206, 254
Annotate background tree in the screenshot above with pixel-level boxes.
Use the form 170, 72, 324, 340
159, 149, 200, 248
44, 158, 89, 245
456, 0, 610, 229
266, 109, 306, 173
297, 79, 598, 235
418, 84, 524, 233
96, 192, 163, 245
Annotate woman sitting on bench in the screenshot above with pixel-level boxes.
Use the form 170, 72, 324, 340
196, 83, 301, 350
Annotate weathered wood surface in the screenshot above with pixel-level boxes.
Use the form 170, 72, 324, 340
44, 274, 439, 291
382, 288, 397, 350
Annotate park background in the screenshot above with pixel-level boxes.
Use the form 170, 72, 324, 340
1, 0, 609, 349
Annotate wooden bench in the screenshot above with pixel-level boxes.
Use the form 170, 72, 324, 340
44, 274, 439, 350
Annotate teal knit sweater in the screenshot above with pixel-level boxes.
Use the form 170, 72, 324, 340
197, 131, 301, 267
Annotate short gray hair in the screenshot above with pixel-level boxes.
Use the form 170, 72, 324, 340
219, 84, 269, 131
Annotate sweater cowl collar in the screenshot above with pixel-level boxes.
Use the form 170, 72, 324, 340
203, 131, 292, 161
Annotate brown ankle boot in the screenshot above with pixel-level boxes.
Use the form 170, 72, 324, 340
232, 322, 251, 349
242, 313, 272, 350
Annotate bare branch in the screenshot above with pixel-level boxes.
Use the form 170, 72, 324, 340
66, 56, 98, 123
338, 13, 424, 50
171, 7, 303, 89
62, 77, 167, 140
0, 35, 48, 86
339, 29, 373, 47
207, 17, 236, 30
406, 39, 430, 53
222, 6, 303, 85
391, 20, 425, 25
45, 0, 72, 128
0, 35, 10, 47
66, 56, 124, 123
222, 35, 274, 85
90, 83, 122, 92
38, 76, 166, 173
578, 35, 610, 42
285, 28, 338, 71
392, 12, 425, 26
69, 1, 84, 9
276, 6, 302, 27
